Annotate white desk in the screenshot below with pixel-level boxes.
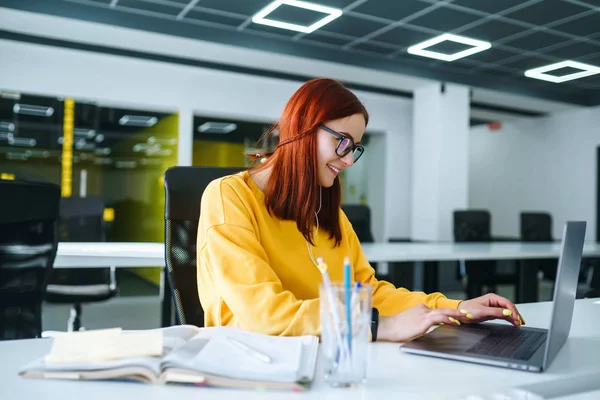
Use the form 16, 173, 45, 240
361, 242, 600, 262
3, 299, 600, 400
55, 242, 165, 268
54, 242, 600, 267
53, 242, 600, 325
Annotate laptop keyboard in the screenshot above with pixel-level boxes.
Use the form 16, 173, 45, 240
466, 329, 547, 360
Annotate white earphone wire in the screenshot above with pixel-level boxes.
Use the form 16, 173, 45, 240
307, 186, 322, 268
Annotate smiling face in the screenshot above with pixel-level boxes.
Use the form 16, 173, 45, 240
316, 113, 366, 188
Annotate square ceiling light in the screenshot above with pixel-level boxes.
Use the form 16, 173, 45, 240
252, 0, 342, 34
407, 33, 491, 62
524, 60, 600, 83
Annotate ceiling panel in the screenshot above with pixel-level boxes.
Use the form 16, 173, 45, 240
502, 31, 572, 51
459, 20, 527, 42
118, 0, 183, 17
452, 0, 531, 14
184, 9, 244, 28
372, 26, 433, 47
542, 41, 600, 60
351, 1, 432, 21
502, 0, 591, 26
551, 13, 600, 37
407, 7, 481, 32
320, 14, 386, 37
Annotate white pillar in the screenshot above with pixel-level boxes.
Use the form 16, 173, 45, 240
177, 108, 193, 166
410, 83, 470, 241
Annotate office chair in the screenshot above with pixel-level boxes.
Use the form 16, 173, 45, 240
453, 210, 520, 301
164, 166, 244, 327
45, 197, 117, 332
520, 212, 594, 299
0, 180, 60, 340
341, 204, 375, 243
520, 212, 558, 281
341, 204, 381, 277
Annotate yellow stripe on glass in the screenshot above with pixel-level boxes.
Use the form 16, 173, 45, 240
61, 98, 75, 197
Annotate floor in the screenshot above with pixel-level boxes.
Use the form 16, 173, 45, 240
40, 269, 555, 333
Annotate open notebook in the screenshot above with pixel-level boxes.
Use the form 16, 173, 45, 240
19, 325, 319, 391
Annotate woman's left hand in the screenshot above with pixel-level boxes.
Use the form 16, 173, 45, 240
458, 293, 525, 326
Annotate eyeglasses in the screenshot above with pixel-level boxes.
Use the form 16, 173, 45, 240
319, 124, 364, 163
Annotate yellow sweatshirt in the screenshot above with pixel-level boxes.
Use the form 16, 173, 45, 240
197, 171, 460, 336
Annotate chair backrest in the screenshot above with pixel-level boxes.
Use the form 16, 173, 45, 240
520, 212, 553, 242
341, 204, 374, 243
59, 197, 105, 242
164, 166, 245, 327
0, 179, 60, 340
49, 197, 108, 288
453, 210, 491, 242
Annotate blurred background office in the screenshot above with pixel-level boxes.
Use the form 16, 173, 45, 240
1, 0, 599, 336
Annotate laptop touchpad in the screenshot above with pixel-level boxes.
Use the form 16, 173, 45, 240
405, 324, 499, 353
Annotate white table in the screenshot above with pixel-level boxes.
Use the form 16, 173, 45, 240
54, 241, 600, 267
53, 242, 600, 326
3, 299, 600, 400
362, 242, 600, 262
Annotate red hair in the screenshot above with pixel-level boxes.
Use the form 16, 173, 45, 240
252, 78, 369, 246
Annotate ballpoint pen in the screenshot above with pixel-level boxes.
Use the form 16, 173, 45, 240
226, 337, 272, 364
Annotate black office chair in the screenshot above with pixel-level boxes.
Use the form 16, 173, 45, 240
45, 197, 117, 332
341, 204, 381, 277
341, 204, 375, 243
0, 180, 60, 340
164, 166, 244, 327
583, 264, 600, 298
520, 212, 558, 282
454, 210, 520, 300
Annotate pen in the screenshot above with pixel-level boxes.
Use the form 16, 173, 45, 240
226, 337, 272, 364
344, 257, 352, 354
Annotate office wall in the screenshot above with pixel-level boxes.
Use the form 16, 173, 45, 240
0, 34, 413, 242
469, 106, 600, 240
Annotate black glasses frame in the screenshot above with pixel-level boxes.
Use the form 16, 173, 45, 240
319, 124, 364, 162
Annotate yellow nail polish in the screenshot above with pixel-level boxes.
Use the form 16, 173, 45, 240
502, 309, 513, 317
518, 315, 525, 325
460, 309, 474, 319
449, 317, 461, 326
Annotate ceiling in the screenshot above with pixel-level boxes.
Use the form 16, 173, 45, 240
1, 0, 600, 106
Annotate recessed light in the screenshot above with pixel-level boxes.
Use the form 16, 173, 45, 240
0, 122, 14, 132
252, 0, 342, 34
407, 33, 491, 62
198, 122, 238, 134
13, 104, 54, 117
73, 128, 96, 138
524, 60, 600, 83
119, 115, 158, 127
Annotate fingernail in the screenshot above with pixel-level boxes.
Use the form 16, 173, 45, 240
518, 315, 525, 325
502, 309, 513, 317
460, 309, 474, 319
448, 317, 461, 326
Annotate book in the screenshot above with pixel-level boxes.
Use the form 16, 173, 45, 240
19, 325, 319, 391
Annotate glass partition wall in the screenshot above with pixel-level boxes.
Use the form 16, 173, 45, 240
0, 90, 178, 294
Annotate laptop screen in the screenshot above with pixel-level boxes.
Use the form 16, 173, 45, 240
543, 221, 586, 368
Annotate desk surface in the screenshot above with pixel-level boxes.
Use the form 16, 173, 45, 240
54, 241, 600, 268
3, 299, 600, 400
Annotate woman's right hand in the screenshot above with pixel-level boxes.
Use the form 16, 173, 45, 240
377, 304, 466, 342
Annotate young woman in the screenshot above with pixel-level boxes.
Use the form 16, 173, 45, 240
196, 78, 524, 341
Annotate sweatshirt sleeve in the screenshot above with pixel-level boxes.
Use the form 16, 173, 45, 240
342, 215, 461, 316
198, 179, 320, 336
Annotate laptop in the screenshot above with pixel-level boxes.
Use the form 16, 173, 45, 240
401, 221, 586, 373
